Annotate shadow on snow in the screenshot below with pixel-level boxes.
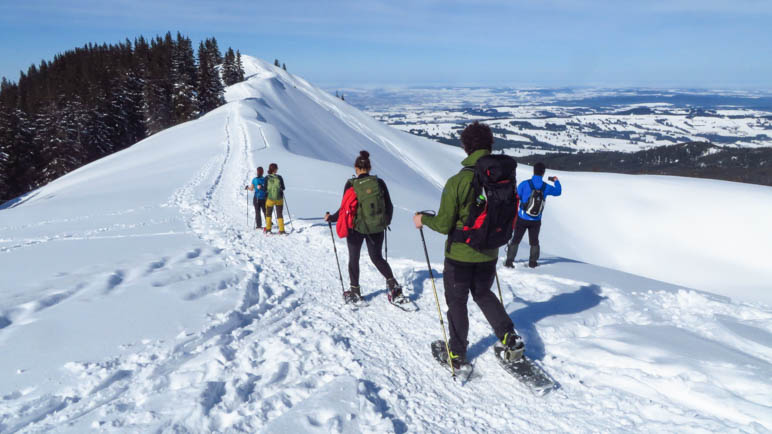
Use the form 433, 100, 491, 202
467, 284, 605, 361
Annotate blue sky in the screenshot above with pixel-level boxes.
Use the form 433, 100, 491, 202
1, 0, 770, 88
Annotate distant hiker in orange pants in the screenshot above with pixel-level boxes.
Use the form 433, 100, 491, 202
264, 163, 287, 235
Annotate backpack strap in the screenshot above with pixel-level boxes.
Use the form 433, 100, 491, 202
447, 166, 478, 253
522, 180, 536, 209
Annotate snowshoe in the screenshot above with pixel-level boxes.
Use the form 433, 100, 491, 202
430, 340, 475, 382
386, 280, 417, 311
387, 279, 407, 304
492, 335, 557, 395
494, 332, 525, 362
494, 352, 557, 395
343, 286, 367, 308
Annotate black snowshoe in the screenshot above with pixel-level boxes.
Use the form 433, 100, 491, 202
430, 340, 475, 381
492, 334, 557, 395
343, 286, 367, 308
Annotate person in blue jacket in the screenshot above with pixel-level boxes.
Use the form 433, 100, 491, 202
505, 162, 562, 268
245, 166, 268, 229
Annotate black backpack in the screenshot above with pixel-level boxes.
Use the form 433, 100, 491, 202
449, 154, 518, 251
522, 180, 547, 217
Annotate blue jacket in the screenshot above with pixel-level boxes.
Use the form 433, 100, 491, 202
252, 176, 267, 199
518, 175, 562, 221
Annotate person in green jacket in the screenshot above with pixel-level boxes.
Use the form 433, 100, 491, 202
414, 121, 524, 368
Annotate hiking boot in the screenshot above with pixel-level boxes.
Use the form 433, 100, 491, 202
528, 245, 540, 268
343, 285, 361, 303
436, 346, 467, 370
278, 230, 287, 235
505, 242, 518, 266
386, 278, 404, 302
495, 332, 525, 362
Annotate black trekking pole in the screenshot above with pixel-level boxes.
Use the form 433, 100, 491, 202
284, 195, 295, 231
418, 212, 456, 380
384, 227, 388, 261
328, 221, 346, 300
246, 188, 249, 229
495, 271, 504, 304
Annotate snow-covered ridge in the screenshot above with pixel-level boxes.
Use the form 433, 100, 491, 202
0, 55, 770, 431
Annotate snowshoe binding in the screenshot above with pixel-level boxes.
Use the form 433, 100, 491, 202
387, 279, 407, 304
343, 285, 367, 308
430, 340, 475, 382
494, 332, 525, 362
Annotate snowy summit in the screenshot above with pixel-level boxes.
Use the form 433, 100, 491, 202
0, 55, 771, 432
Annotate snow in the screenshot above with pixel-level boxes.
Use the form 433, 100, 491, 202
0, 55, 771, 432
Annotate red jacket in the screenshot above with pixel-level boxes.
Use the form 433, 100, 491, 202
336, 187, 358, 238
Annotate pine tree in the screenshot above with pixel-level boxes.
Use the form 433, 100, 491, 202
197, 41, 225, 113
37, 98, 88, 183
85, 88, 114, 159
0, 145, 8, 200
204, 38, 222, 66
236, 50, 245, 81
222, 47, 238, 86
171, 33, 198, 123
114, 69, 147, 147
0, 107, 35, 199
143, 35, 174, 134
0, 100, 13, 200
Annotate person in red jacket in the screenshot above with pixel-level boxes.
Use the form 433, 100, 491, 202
325, 151, 401, 304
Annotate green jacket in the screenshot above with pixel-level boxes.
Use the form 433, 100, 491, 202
421, 149, 498, 263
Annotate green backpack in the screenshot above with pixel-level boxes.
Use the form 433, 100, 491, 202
266, 174, 282, 201
352, 176, 387, 234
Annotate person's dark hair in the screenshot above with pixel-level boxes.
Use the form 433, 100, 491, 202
534, 162, 546, 176
354, 150, 371, 171
460, 121, 494, 155
268, 163, 278, 174
257, 166, 264, 176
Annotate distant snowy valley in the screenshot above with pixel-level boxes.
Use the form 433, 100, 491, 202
342, 87, 772, 156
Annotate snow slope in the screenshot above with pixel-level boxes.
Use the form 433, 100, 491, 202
0, 56, 771, 432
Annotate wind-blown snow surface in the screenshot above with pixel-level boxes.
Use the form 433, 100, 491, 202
1, 56, 771, 432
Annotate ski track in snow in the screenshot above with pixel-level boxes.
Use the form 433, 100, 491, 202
1, 59, 771, 433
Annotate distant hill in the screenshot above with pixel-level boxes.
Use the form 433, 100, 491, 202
516, 142, 772, 186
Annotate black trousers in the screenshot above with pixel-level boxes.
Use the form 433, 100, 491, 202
347, 230, 394, 287
512, 218, 541, 246
253, 197, 266, 227
443, 258, 514, 358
